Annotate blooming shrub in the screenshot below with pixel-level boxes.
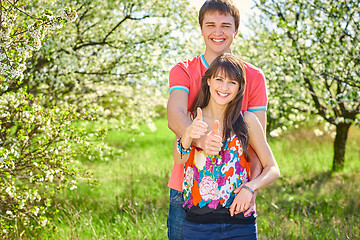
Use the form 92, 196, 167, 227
0, 91, 96, 235
0, 1, 96, 237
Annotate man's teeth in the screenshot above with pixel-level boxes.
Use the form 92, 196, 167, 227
213, 39, 224, 42
218, 92, 228, 97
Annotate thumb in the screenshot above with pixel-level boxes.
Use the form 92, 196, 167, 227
234, 185, 243, 194
212, 120, 219, 136
196, 107, 202, 121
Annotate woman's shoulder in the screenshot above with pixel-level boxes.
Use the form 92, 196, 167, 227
243, 111, 261, 130
243, 111, 257, 121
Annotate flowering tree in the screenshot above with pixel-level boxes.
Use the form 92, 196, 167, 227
237, 0, 359, 171
0, 0, 97, 236
1, 0, 199, 236
22, 0, 198, 132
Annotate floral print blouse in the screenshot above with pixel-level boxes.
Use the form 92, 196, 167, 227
183, 135, 250, 211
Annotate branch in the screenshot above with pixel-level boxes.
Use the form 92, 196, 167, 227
73, 70, 145, 78
5, 0, 42, 20
102, 14, 150, 43
304, 76, 333, 123
73, 40, 111, 51
0, 0, 3, 31
102, 15, 129, 42
11, 18, 58, 37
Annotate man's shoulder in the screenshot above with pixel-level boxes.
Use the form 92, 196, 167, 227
242, 60, 262, 74
242, 60, 265, 81
171, 55, 202, 72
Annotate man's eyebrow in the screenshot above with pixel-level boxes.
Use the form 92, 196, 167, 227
204, 21, 233, 25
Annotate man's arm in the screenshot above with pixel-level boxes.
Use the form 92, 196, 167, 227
167, 90, 192, 137
167, 90, 220, 154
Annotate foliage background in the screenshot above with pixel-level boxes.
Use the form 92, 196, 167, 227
0, 0, 359, 238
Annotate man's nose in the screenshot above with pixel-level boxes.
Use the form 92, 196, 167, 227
214, 26, 223, 35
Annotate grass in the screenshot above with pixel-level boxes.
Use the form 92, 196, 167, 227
35, 119, 360, 239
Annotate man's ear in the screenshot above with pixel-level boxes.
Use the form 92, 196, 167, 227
234, 29, 239, 38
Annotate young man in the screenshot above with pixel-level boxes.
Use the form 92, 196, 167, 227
166, 1, 267, 239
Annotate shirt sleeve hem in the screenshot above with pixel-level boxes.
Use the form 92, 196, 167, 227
169, 86, 190, 95
247, 106, 267, 111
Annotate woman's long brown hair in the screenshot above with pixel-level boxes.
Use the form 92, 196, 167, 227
190, 53, 250, 160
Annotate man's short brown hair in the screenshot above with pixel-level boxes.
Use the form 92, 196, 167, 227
198, 0, 240, 30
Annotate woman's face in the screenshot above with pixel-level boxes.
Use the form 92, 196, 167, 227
207, 70, 239, 106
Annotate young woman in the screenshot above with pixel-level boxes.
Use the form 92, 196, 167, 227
172, 53, 280, 240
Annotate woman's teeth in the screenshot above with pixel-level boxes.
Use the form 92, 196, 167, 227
217, 91, 228, 97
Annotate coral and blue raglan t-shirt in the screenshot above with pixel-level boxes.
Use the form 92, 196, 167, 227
168, 54, 268, 191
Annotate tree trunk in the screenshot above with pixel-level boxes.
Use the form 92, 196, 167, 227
332, 123, 351, 172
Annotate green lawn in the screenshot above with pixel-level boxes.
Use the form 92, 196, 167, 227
38, 118, 360, 239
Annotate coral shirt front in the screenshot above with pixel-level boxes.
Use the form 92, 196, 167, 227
168, 54, 267, 191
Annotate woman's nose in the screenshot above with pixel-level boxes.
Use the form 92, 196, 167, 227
221, 82, 229, 91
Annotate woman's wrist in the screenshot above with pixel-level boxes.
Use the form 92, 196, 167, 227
181, 136, 192, 149
177, 136, 192, 159
242, 184, 255, 196
182, 129, 193, 148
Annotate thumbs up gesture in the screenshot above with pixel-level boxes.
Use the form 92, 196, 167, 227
203, 120, 223, 155
185, 108, 208, 139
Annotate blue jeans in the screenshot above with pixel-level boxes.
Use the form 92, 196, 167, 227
183, 221, 258, 240
167, 188, 186, 240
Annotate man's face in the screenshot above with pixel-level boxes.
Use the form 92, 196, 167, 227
201, 11, 238, 56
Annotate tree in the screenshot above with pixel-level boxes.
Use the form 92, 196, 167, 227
23, 0, 199, 132
237, 0, 359, 171
0, 0, 98, 236
0, 0, 200, 236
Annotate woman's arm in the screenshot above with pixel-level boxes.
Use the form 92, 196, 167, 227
244, 111, 280, 190
229, 111, 280, 216
172, 135, 192, 165
172, 108, 207, 164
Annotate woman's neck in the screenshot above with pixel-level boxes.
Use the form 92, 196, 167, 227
202, 100, 227, 132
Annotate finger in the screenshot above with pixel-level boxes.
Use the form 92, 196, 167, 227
212, 120, 219, 136
194, 122, 208, 133
205, 140, 223, 150
244, 205, 253, 217
229, 204, 235, 217
235, 202, 242, 214
191, 126, 208, 137
206, 134, 222, 143
196, 107, 202, 121
234, 185, 243, 194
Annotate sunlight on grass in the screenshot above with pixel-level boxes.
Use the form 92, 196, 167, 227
39, 119, 360, 239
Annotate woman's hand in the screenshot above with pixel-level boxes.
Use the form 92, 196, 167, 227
183, 108, 208, 146
229, 185, 254, 217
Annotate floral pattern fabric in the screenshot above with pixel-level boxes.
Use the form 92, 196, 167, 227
183, 135, 250, 210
